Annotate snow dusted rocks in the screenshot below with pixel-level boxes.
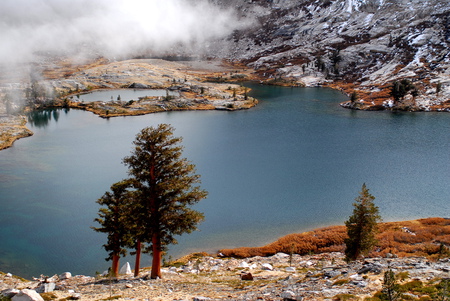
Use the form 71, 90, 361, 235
212, 0, 450, 111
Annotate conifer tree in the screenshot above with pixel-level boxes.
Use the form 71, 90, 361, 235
92, 180, 134, 277
344, 183, 381, 261
380, 268, 401, 301
123, 124, 208, 279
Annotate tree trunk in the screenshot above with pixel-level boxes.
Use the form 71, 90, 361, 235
134, 240, 141, 277
111, 253, 120, 277
150, 234, 162, 279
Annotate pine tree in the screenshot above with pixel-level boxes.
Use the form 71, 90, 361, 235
123, 124, 208, 279
92, 180, 134, 277
344, 183, 381, 261
380, 268, 401, 301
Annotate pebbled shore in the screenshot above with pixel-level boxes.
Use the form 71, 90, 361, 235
1, 252, 449, 301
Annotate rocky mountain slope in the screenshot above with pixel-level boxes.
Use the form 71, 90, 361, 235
214, 0, 450, 111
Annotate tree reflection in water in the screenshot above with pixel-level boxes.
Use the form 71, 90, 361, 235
27, 108, 69, 128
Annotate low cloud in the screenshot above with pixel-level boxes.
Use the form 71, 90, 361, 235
0, 0, 247, 65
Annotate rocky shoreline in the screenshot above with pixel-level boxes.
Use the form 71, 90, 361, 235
0, 115, 33, 151
2, 218, 449, 300
0, 59, 259, 150
2, 252, 449, 301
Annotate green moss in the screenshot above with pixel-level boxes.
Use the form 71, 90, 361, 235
333, 279, 349, 286
396, 271, 409, 281
333, 293, 358, 300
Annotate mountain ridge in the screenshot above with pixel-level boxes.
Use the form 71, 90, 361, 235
212, 0, 450, 110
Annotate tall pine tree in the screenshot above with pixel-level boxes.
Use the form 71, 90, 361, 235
92, 180, 134, 277
123, 124, 208, 279
344, 183, 381, 261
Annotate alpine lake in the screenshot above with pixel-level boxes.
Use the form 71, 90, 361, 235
0, 84, 449, 279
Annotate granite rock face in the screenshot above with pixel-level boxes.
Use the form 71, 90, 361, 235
212, 0, 450, 109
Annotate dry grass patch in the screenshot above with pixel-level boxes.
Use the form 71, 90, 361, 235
219, 218, 450, 259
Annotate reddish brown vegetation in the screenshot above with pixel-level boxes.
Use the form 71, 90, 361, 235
219, 218, 450, 259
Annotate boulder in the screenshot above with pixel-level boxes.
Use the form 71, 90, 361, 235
59, 272, 72, 280
323, 269, 341, 278
11, 289, 44, 301
1, 289, 20, 298
35, 282, 56, 293
119, 262, 132, 275
241, 272, 254, 281
261, 263, 273, 271
128, 83, 148, 89
358, 263, 382, 274
239, 261, 250, 268
281, 290, 296, 301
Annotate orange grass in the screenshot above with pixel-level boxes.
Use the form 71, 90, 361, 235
219, 218, 450, 259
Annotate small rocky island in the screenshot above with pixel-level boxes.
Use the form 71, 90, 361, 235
0, 58, 258, 150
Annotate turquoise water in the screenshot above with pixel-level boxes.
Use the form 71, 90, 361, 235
0, 85, 449, 278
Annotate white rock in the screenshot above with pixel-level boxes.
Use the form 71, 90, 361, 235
249, 263, 258, 269
6, 273, 12, 277
285, 267, 296, 272
12, 289, 44, 301
261, 263, 273, 271
274, 252, 290, 258
193, 297, 210, 301
239, 262, 250, 268
119, 262, 132, 275
59, 272, 72, 280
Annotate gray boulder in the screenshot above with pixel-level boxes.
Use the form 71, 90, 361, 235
1, 289, 20, 298
59, 272, 72, 280
11, 289, 44, 301
35, 282, 56, 293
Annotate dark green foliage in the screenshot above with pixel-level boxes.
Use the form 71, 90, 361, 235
380, 269, 401, 301
389, 79, 416, 103
92, 180, 134, 261
436, 82, 442, 95
344, 184, 381, 261
350, 91, 358, 103
123, 124, 208, 278
437, 278, 449, 301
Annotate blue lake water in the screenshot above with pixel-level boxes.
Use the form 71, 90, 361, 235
0, 84, 449, 278
72, 89, 177, 102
